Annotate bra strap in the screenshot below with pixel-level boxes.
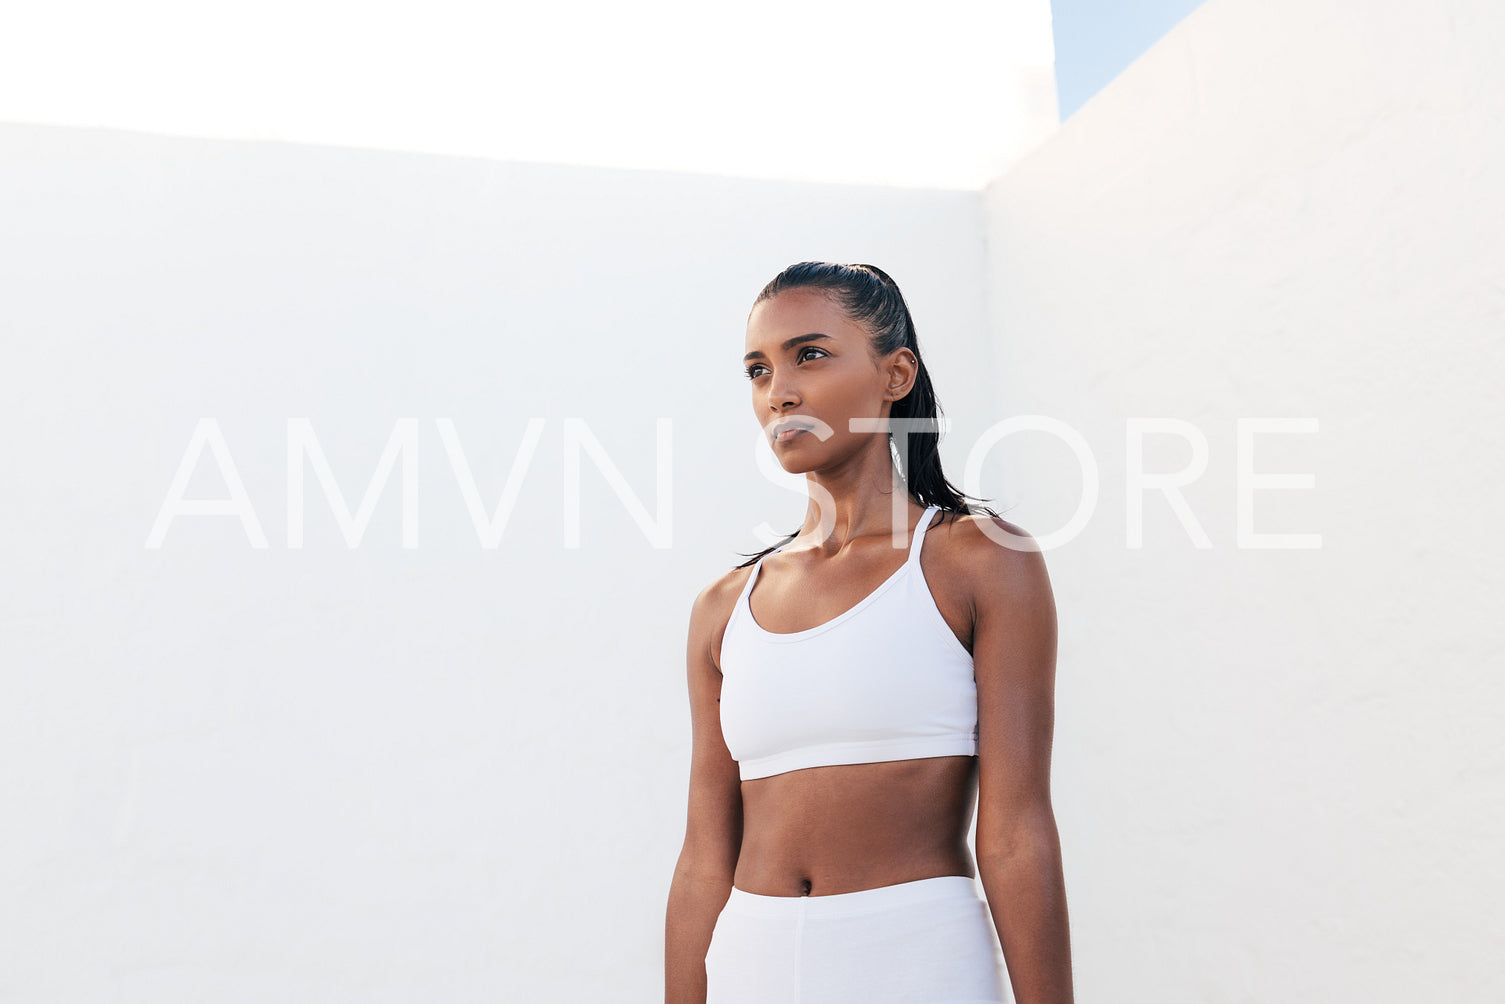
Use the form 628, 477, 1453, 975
737, 535, 792, 609
907, 505, 940, 564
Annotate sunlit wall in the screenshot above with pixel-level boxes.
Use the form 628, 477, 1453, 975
985, 0, 1504, 999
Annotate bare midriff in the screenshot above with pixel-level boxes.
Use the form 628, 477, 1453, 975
732, 754, 979, 897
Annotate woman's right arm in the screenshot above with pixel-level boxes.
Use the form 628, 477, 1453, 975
664, 578, 745, 1004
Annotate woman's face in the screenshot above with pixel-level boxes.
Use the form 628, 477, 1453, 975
744, 288, 910, 472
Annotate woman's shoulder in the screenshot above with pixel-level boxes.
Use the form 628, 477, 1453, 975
693, 560, 757, 611
687, 559, 758, 632
686, 559, 763, 672
927, 509, 1048, 594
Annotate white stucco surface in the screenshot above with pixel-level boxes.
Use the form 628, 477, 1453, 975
0, 123, 992, 1001
982, 0, 1504, 999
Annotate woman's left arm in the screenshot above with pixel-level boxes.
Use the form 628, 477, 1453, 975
968, 517, 1074, 1004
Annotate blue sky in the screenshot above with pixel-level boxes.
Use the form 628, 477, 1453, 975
1052, 0, 1208, 119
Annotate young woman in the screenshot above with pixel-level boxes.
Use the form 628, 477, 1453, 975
664, 262, 1073, 1004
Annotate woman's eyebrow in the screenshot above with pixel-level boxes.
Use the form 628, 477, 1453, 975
743, 332, 832, 362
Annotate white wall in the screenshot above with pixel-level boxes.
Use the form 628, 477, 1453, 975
982, 0, 1504, 1000
0, 123, 991, 1001
8, 0, 1502, 999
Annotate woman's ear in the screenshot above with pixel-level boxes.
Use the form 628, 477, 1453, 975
886, 351, 918, 401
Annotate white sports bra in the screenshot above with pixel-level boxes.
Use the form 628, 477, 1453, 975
719, 505, 978, 781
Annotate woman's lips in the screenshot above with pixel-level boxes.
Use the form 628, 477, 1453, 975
774, 427, 809, 444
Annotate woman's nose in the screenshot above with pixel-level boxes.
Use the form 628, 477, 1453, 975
766, 371, 799, 408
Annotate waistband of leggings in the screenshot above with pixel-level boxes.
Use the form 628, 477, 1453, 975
724, 875, 981, 920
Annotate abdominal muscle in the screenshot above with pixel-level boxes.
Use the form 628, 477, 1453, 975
732, 754, 979, 897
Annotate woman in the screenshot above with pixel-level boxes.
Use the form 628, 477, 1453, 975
664, 262, 1073, 1003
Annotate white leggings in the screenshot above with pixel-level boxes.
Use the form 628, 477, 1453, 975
703, 875, 1006, 1004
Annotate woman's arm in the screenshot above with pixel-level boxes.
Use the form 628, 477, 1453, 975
665, 579, 744, 1004
968, 518, 1074, 1004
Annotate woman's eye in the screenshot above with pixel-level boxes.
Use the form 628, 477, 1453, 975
745, 348, 826, 380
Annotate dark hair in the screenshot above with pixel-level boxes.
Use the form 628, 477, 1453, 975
734, 261, 1005, 568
